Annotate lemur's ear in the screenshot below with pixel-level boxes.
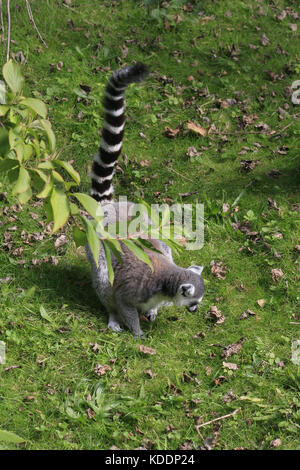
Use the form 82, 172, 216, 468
188, 265, 204, 276
179, 283, 195, 297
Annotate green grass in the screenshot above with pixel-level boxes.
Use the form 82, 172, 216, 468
0, 0, 300, 450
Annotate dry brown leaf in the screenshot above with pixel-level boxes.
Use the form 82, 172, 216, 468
164, 126, 179, 139
140, 159, 151, 167
23, 395, 36, 402
138, 344, 156, 355
240, 309, 256, 320
86, 407, 95, 420
55, 235, 68, 248
277, 10, 287, 21
271, 268, 283, 283
207, 305, 225, 324
240, 160, 260, 171
222, 203, 230, 213
186, 146, 199, 157
222, 389, 236, 403
94, 364, 111, 376
257, 299, 266, 308
214, 376, 227, 386
270, 438, 282, 448
261, 33, 270, 46
179, 441, 193, 450
187, 120, 207, 137
145, 369, 157, 378
173, 14, 182, 23
210, 260, 227, 280
222, 361, 238, 370
221, 339, 243, 359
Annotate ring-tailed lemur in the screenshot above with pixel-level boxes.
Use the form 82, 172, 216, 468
86, 63, 204, 338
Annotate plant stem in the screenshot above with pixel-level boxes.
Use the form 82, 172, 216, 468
25, 0, 48, 48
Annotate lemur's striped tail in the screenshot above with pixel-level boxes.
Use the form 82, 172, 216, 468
90, 62, 149, 204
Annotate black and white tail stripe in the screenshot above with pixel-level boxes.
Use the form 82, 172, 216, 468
90, 62, 149, 204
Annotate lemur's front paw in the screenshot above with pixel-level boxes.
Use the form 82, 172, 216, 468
145, 309, 157, 322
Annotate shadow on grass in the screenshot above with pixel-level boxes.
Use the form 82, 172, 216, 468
11, 259, 105, 319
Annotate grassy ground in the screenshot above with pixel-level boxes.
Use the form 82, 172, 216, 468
0, 0, 299, 450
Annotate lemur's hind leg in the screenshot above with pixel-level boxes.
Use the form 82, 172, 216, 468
108, 312, 123, 332
117, 304, 145, 338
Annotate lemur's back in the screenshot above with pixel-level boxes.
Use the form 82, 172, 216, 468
86, 63, 204, 338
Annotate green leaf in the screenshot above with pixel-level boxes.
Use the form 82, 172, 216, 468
105, 238, 123, 264
54, 160, 80, 185
0, 128, 9, 156
23, 144, 33, 161
38, 161, 55, 170
14, 142, 25, 163
20, 98, 47, 118
40, 305, 52, 323
73, 193, 103, 220
52, 169, 64, 183
8, 129, 22, 148
80, 215, 100, 266
2, 60, 24, 94
70, 203, 79, 215
37, 177, 53, 199
73, 226, 87, 247
0, 105, 9, 116
50, 187, 70, 233
12, 166, 30, 194
0, 158, 18, 172
102, 240, 114, 285
0, 429, 24, 444
39, 119, 56, 152
122, 239, 153, 271
32, 168, 48, 183
18, 186, 32, 204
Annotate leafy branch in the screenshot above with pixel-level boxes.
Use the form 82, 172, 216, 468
0, 60, 182, 284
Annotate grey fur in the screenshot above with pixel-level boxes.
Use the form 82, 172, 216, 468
86, 204, 204, 338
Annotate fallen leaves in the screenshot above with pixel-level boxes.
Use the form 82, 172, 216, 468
257, 299, 267, 308
187, 121, 207, 137
270, 438, 282, 448
240, 160, 260, 171
261, 33, 270, 46
138, 345, 156, 355
222, 389, 236, 403
206, 306, 225, 324
54, 234, 68, 248
210, 260, 227, 280
222, 361, 238, 371
164, 126, 179, 139
271, 268, 283, 283
240, 309, 256, 320
145, 369, 157, 379
94, 364, 111, 376
186, 146, 199, 158
221, 339, 243, 359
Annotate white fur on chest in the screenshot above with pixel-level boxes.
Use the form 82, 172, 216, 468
139, 294, 173, 313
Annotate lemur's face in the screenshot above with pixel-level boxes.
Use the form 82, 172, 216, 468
176, 266, 204, 312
